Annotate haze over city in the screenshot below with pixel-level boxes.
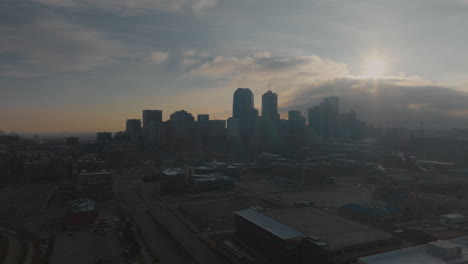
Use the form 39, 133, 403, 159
3, 0, 468, 132
6, 1, 468, 264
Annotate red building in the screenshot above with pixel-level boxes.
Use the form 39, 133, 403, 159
64, 199, 98, 225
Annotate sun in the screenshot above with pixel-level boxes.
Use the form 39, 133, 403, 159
363, 57, 386, 78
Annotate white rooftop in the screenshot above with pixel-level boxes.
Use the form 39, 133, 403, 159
79, 170, 111, 176
442, 214, 465, 219
162, 168, 185, 175
66, 199, 95, 212
358, 236, 468, 264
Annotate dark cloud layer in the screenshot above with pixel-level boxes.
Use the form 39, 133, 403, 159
285, 77, 468, 128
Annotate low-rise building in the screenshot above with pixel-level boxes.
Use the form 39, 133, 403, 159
160, 168, 188, 194
235, 207, 395, 264
160, 167, 235, 194
64, 199, 98, 225
340, 200, 402, 225
75, 170, 113, 186
358, 236, 468, 264
440, 214, 468, 229
74, 170, 113, 201
192, 174, 234, 192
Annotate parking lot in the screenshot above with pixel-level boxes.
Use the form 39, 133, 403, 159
49, 211, 124, 264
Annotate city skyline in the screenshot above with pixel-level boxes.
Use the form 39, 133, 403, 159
1, 85, 467, 134
4, 0, 468, 132
4, 2, 468, 264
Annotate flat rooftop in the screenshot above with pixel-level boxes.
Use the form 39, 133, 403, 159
358, 236, 468, 264
235, 209, 303, 240
263, 207, 392, 251
78, 170, 111, 176
162, 168, 185, 175
267, 186, 373, 208
67, 199, 95, 212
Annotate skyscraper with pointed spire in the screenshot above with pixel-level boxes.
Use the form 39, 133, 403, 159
260, 88, 280, 149
262, 90, 279, 122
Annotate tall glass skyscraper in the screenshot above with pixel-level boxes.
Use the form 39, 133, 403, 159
233, 88, 254, 118
231, 88, 257, 144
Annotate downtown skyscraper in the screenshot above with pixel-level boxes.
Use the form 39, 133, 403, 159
229, 88, 258, 144
125, 119, 142, 144
260, 90, 280, 148
308, 96, 339, 141
261, 90, 279, 122
142, 110, 163, 144
233, 88, 255, 118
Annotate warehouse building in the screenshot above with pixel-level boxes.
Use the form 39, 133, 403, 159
235, 207, 395, 264
64, 199, 98, 225
340, 200, 402, 225
358, 236, 468, 264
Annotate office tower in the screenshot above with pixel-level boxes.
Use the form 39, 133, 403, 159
196, 119, 226, 147
321, 96, 339, 140
287, 110, 306, 146
125, 119, 142, 144
262, 90, 279, 121
231, 88, 258, 144
160, 121, 175, 151
233, 88, 254, 118
227, 117, 240, 139
170, 110, 195, 148
260, 90, 280, 148
142, 110, 162, 143
340, 110, 365, 140
288, 110, 302, 121
307, 97, 340, 141
308, 106, 322, 135
197, 114, 209, 122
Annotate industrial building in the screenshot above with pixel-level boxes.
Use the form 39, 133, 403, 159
235, 209, 325, 264
74, 169, 114, 201
340, 200, 402, 225
75, 170, 113, 186
235, 207, 395, 264
64, 199, 98, 225
192, 175, 234, 192
358, 236, 468, 264
160, 167, 235, 194
201, 161, 241, 178
160, 168, 187, 194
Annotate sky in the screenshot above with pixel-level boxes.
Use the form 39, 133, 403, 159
2, 0, 468, 132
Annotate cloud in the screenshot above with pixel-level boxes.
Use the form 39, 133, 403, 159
183, 49, 198, 57
285, 77, 468, 127
187, 53, 468, 127
180, 57, 200, 67
0, 18, 137, 77
192, 0, 217, 16
190, 55, 349, 99
254, 51, 271, 58
31, 0, 218, 15
149, 51, 169, 64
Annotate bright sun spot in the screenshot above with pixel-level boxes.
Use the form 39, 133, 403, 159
363, 57, 386, 78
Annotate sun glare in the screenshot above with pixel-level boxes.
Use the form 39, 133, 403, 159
363, 57, 386, 78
